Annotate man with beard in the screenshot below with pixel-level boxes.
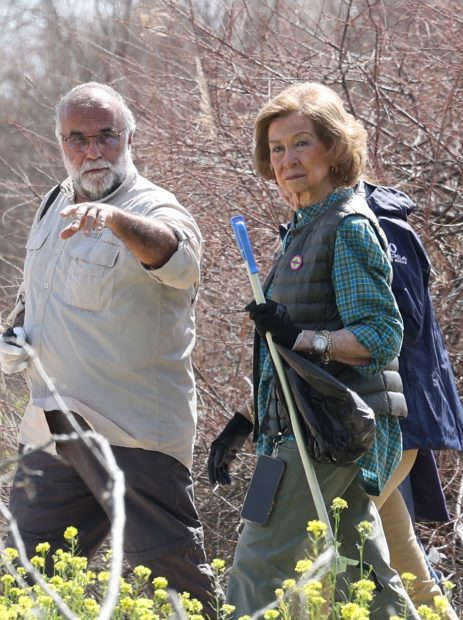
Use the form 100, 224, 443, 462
0, 82, 214, 610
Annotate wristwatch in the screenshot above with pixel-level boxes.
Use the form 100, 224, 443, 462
312, 330, 332, 364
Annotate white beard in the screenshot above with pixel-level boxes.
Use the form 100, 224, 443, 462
63, 148, 133, 201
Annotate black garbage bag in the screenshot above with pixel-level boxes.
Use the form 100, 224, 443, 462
275, 344, 376, 466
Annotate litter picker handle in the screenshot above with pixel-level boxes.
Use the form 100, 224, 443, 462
230, 214, 334, 543
230, 215, 259, 275
230, 215, 265, 304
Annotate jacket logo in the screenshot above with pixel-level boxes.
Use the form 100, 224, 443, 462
290, 254, 303, 271
388, 243, 408, 265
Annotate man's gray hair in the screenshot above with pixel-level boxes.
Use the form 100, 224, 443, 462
55, 82, 136, 137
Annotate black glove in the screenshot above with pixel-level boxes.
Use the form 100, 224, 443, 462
208, 412, 253, 485
245, 300, 302, 349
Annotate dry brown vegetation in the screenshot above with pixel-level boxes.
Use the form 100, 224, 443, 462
0, 0, 462, 611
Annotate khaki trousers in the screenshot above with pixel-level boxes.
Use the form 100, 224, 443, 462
227, 441, 420, 620
371, 449, 458, 620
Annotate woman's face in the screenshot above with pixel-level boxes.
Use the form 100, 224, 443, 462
268, 111, 334, 208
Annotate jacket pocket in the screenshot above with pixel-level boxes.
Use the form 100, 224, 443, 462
64, 241, 120, 312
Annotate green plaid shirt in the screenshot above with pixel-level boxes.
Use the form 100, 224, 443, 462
256, 188, 403, 495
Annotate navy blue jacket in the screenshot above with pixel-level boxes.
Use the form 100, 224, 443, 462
360, 181, 463, 451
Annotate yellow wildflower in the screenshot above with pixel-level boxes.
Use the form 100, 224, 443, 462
211, 558, 226, 572
152, 576, 168, 589
295, 558, 313, 573
441, 580, 455, 593
49, 576, 64, 588
340, 602, 369, 620
54, 560, 67, 573
282, 579, 296, 590
186, 598, 203, 613
160, 603, 173, 615
34, 542, 50, 555
70, 556, 87, 570
0, 575, 15, 587
180, 593, 204, 613
331, 497, 348, 511
9, 587, 24, 599
119, 581, 133, 595
263, 611, 279, 620
119, 597, 135, 612
103, 549, 112, 562
401, 572, 417, 584
63, 526, 78, 541
417, 605, 439, 620
18, 596, 33, 610
353, 579, 375, 592
134, 597, 154, 610
306, 520, 328, 539
221, 603, 236, 615
356, 521, 373, 538
71, 584, 85, 596
83, 598, 100, 614
2, 548, 19, 561
30, 556, 45, 569
306, 594, 326, 607
433, 595, 450, 614
303, 583, 326, 603
134, 565, 152, 580
304, 580, 323, 595
352, 578, 376, 603
154, 589, 169, 603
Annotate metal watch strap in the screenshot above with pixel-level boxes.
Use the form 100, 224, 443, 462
315, 329, 333, 364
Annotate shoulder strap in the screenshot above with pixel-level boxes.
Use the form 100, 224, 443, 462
39, 184, 61, 221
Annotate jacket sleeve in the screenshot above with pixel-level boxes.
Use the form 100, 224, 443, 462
378, 217, 429, 347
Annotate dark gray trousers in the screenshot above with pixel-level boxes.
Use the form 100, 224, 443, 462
7, 410, 214, 612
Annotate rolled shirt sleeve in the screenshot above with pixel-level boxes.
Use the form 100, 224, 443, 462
141, 205, 202, 290
332, 215, 403, 376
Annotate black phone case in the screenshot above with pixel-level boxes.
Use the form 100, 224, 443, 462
240, 454, 286, 525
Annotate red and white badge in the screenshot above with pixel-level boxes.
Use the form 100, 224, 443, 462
290, 254, 303, 271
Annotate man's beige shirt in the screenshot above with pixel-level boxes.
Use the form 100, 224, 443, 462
18, 168, 202, 470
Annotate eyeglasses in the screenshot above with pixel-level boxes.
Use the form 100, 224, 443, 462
60, 129, 127, 153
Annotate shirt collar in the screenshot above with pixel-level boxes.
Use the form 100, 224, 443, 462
292, 187, 354, 231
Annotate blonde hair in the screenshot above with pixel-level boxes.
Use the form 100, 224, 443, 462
254, 82, 367, 187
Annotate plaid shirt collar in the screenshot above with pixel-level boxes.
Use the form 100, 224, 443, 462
293, 187, 353, 227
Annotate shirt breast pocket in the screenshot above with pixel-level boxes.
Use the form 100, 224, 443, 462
64, 241, 120, 312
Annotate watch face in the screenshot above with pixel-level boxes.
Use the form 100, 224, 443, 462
313, 334, 328, 352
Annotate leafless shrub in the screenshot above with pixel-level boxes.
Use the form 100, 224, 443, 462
0, 0, 461, 609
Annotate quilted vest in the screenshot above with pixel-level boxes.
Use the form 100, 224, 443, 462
260, 193, 407, 420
